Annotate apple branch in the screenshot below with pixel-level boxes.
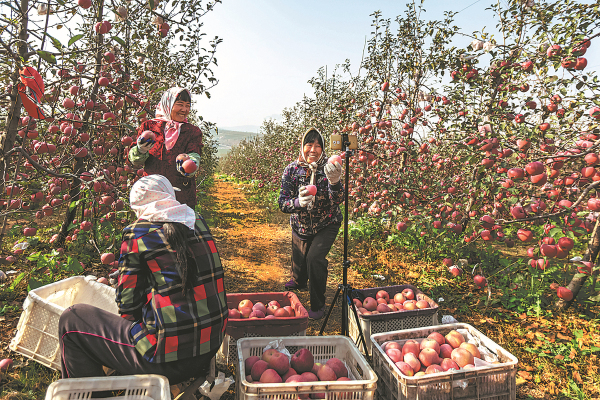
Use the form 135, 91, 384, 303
498, 179, 600, 225
5, 147, 82, 181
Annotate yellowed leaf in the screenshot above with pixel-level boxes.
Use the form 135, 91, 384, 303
573, 371, 583, 384
516, 377, 528, 385
518, 371, 532, 380
526, 331, 535, 339
569, 348, 577, 359
554, 354, 564, 360
557, 333, 571, 341
525, 365, 535, 372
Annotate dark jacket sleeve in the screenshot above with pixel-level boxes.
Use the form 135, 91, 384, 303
328, 180, 345, 207
184, 125, 203, 158
278, 163, 302, 213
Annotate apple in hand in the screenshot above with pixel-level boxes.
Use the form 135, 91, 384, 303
140, 130, 155, 143
306, 185, 317, 196
328, 155, 342, 165
182, 159, 197, 174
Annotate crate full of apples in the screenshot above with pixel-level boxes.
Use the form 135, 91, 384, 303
237, 336, 377, 400
217, 292, 308, 366
371, 323, 518, 400
347, 284, 439, 355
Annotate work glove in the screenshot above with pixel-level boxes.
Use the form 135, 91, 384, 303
136, 135, 154, 154
176, 155, 198, 177
324, 161, 343, 185
298, 186, 315, 210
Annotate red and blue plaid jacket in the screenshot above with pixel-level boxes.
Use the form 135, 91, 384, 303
116, 215, 228, 363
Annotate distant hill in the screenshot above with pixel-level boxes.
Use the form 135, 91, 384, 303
214, 128, 260, 157
219, 125, 260, 133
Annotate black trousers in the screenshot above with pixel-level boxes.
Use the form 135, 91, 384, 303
292, 223, 340, 311
58, 304, 217, 384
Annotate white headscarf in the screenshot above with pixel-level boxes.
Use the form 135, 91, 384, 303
130, 175, 196, 230
153, 87, 190, 150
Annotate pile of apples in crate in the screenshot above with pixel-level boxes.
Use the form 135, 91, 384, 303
383, 330, 493, 376
354, 288, 430, 315
245, 348, 352, 386
229, 299, 296, 319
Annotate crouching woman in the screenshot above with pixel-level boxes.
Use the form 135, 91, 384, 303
58, 175, 228, 384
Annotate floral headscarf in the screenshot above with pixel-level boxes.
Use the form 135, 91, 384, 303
152, 87, 190, 151
130, 175, 196, 230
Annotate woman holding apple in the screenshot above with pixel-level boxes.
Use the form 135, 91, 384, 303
279, 128, 344, 320
129, 87, 202, 209
58, 175, 227, 382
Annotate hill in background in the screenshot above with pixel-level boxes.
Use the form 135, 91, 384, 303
213, 128, 260, 157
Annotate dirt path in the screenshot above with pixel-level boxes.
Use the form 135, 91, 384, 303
200, 177, 372, 336
203, 179, 291, 294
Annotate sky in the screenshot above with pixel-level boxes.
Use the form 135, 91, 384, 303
193, 1, 600, 132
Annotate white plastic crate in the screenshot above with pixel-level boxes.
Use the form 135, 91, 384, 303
236, 335, 377, 400
371, 323, 518, 400
348, 284, 439, 355
45, 374, 170, 400
10, 276, 118, 370
217, 329, 306, 367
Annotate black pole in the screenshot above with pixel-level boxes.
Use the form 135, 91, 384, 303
318, 133, 370, 361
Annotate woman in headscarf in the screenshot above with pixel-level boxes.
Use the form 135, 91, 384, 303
129, 87, 202, 209
278, 128, 344, 320
58, 175, 227, 382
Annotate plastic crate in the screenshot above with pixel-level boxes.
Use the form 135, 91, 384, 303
348, 284, 439, 355
236, 335, 377, 400
10, 276, 118, 371
371, 323, 518, 400
217, 291, 308, 366
45, 374, 170, 400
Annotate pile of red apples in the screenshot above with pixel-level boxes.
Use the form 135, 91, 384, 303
353, 288, 431, 315
245, 348, 352, 390
229, 299, 298, 319
382, 330, 489, 376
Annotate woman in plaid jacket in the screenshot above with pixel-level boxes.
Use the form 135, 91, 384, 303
58, 175, 227, 383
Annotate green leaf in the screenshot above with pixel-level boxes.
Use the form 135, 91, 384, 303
64, 257, 83, 272
28, 278, 45, 291
123, 123, 137, 132
549, 227, 563, 238
576, 81, 584, 90
69, 199, 82, 212
9, 272, 25, 290
149, 0, 154, 10
68, 34, 84, 47
112, 36, 126, 47
44, 32, 63, 51
37, 50, 57, 65
27, 251, 41, 261
133, 52, 146, 58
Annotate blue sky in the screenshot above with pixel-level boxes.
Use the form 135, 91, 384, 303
194, 1, 600, 132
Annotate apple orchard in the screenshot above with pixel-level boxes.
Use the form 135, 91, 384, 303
221, 1, 600, 311
0, 0, 220, 282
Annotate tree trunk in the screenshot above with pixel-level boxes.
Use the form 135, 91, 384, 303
0, 0, 29, 187
556, 217, 600, 311
56, 0, 104, 246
